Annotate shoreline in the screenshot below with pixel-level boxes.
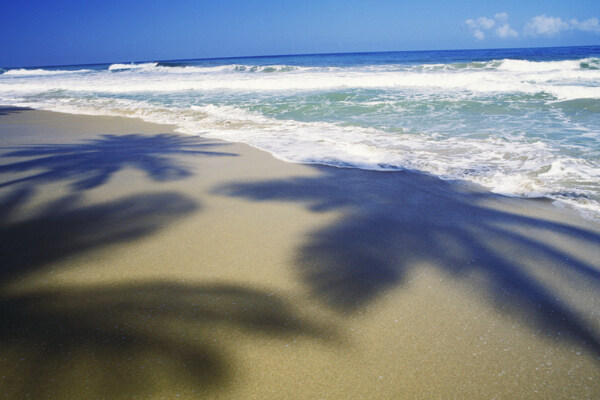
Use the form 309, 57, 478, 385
6, 102, 600, 224
1, 107, 599, 398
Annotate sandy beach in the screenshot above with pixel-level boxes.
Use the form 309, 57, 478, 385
1, 106, 599, 399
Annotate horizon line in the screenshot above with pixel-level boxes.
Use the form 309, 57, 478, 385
3, 43, 599, 70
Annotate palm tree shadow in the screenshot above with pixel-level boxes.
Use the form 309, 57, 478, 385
0, 106, 32, 116
0, 129, 237, 283
0, 118, 339, 396
0, 188, 198, 284
218, 165, 600, 359
0, 133, 237, 190
0, 282, 336, 399
0, 188, 338, 397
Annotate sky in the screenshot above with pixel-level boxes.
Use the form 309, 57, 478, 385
1, 0, 600, 67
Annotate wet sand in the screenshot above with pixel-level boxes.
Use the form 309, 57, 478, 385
1, 107, 599, 399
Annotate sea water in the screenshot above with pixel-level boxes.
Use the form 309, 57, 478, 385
1, 46, 599, 219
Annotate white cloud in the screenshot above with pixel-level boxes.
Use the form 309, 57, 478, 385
465, 17, 495, 39
473, 29, 485, 40
525, 15, 569, 36
572, 17, 600, 33
478, 17, 496, 30
466, 16, 495, 32
496, 23, 518, 38
468, 13, 600, 40
465, 12, 517, 39
494, 12, 508, 22
525, 15, 600, 36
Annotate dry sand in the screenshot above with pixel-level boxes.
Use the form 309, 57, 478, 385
1, 107, 599, 399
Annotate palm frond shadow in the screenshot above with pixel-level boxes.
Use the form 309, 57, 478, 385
218, 165, 600, 358
0, 188, 198, 284
0, 282, 335, 398
0, 106, 31, 116
0, 133, 237, 190
0, 188, 337, 397
0, 122, 335, 396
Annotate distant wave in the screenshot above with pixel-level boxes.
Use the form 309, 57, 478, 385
107, 57, 600, 74
2, 59, 599, 100
231, 64, 300, 73
2, 68, 92, 76
109, 62, 305, 74
497, 58, 600, 72
108, 62, 159, 71
580, 58, 600, 70
408, 57, 600, 72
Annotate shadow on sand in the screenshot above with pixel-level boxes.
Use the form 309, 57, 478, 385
0, 129, 239, 283
219, 165, 600, 359
0, 128, 334, 397
0, 106, 32, 116
0, 133, 237, 190
0, 185, 336, 397
0, 187, 197, 283
0, 282, 335, 398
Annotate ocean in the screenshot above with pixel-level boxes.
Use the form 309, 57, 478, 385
1, 46, 599, 219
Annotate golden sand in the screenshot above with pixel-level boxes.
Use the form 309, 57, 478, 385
1, 108, 599, 398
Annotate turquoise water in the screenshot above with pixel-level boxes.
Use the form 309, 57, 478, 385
1, 46, 600, 218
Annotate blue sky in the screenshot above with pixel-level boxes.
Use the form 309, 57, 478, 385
1, 0, 599, 67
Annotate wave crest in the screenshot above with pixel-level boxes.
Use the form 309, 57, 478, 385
2, 68, 92, 76
108, 62, 159, 71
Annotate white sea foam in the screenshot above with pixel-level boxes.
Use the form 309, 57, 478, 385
497, 59, 581, 72
106, 63, 307, 74
1, 59, 599, 101
1, 56, 599, 220
3, 68, 92, 76
108, 62, 159, 71
15, 97, 594, 188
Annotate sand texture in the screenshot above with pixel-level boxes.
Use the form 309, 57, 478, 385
1, 107, 599, 399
